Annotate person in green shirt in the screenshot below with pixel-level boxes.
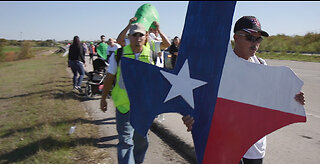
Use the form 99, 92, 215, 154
96, 35, 108, 61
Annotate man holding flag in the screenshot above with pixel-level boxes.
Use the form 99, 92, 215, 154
182, 15, 305, 164
100, 23, 152, 164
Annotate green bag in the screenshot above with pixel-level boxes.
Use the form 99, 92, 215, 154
133, 3, 160, 31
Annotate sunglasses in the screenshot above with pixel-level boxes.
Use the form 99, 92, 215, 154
131, 33, 145, 37
237, 33, 263, 43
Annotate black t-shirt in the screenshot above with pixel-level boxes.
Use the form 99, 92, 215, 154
68, 44, 85, 63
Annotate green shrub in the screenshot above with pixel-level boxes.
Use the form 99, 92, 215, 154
0, 39, 5, 62
259, 33, 320, 53
0, 45, 4, 62
18, 41, 34, 59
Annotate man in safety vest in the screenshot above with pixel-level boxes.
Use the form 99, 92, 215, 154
117, 17, 171, 66
100, 23, 152, 164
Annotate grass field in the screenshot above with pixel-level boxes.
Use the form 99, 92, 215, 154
3, 46, 21, 53
256, 52, 320, 62
0, 52, 112, 163
3, 46, 56, 54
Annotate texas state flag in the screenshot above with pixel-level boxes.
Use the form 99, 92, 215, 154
121, 1, 306, 164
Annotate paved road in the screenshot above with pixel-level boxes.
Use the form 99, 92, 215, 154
263, 59, 320, 164
81, 55, 320, 163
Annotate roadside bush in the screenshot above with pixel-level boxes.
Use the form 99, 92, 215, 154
259, 33, 320, 53
3, 51, 19, 62
18, 41, 34, 59
0, 44, 4, 62
0, 39, 5, 62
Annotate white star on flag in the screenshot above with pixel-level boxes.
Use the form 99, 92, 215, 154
160, 59, 207, 109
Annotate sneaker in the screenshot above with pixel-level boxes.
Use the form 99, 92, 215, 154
76, 86, 83, 93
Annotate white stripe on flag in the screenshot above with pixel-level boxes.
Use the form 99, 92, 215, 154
218, 44, 305, 117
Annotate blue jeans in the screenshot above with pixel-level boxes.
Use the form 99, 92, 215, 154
116, 109, 149, 164
69, 60, 85, 87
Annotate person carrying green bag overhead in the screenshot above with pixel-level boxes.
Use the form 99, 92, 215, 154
117, 3, 171, 65
100, 4, 170, 163
100, 23, 152, 164
117, 17, 170, 65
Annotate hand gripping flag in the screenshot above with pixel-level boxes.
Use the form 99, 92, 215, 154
120, 1, 306, 164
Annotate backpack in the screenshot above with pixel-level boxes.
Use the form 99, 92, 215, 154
116, 47, 123, 65
112, 47, 123, 88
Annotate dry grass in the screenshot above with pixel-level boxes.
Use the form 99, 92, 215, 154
3, 52, 19, 62
0, 52, 112, 163
1, 46, 57, 62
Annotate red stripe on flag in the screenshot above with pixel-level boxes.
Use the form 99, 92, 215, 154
202, 98, 306, 164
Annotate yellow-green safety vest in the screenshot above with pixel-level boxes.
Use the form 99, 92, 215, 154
146, 40, 157, 61
111, 44, 152, 114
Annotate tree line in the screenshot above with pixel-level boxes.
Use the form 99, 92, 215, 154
2, 32, 320, 62
230, 32, 320, 54
259, 32, 320, 53
0, 39, 57, 47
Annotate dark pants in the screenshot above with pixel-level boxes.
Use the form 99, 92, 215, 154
171, 55, 177, 69
89, 53, 94, 63
239, 158, 263, 164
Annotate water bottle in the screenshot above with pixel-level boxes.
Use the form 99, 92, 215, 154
68, 126, 76, 135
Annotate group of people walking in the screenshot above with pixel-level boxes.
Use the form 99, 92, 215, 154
67, 6, 305, 164
68, 25, 180, 95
